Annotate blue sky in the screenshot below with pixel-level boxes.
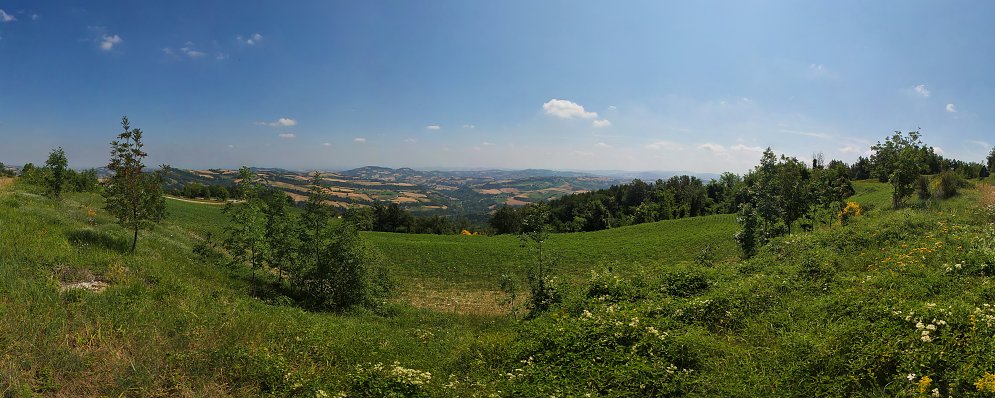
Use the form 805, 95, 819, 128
0, 1, 993, 173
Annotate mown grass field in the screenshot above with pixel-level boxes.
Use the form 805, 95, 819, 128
3, 178, 995, 396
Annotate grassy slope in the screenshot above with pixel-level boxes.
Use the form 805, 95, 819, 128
4, 178, 991, 396
0, 182, 510, 396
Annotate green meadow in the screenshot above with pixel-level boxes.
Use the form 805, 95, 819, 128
3, 178, 995, 396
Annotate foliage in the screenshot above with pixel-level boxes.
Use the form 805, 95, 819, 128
871, 130, 930, 208
489, 205, 522, 234
103, 116, 166, 252
519, 202, 560, 317
988, 147, 995, 174
837, 201, 862, 225
735, 203, 761, 258
44, 147, 69, 199
221, 169, 269, 287
345, 362, 432, 397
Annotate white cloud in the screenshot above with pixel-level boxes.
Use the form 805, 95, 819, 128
645, 141, 682, 151
278, 133, 296, 139
0, 9, 15, 22
354, 137, 366, 143
595, 142, 610, 148
256, 117, 297, 127
809, 63, 825, 73
238, 33, 263, 45
932, 146, 944, 155
425, 124, 441, 130
542, 99, 598, 119
730, 144, 764, 153
913, 84, 930, 98
322, 142, 332, 147
839, 144, 862, 154
403, 138, 416, 143
215, 53, 228, 60
100, 34, 122, 51
697, 143, 727, 153
227, 144, 236, 149
481, 142, 496, 146
945, 103, 957, 113
31, 14, 39, 21
607, 105, 617, 110
462, 124, 475, 129
162, 47, 174, 56
592, 119, 612, 128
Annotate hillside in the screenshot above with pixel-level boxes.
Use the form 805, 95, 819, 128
3, 178, 995, 396
160, 167, 621, 216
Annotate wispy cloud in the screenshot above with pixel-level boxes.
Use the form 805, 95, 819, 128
913, 84, 930, 98
425, 124, 441, 130
237, 33, 263, 45
968, 140, 992, 149
278, 133, 296, 139
31, 14, 39, 21
255, 117, 297, 127
595, 142, 610, 148
481, 142, 496, 146
592, 119, 612, 128
0, 9, 15, 22
353, 137, 366, 143
945, 103, 957, 113
322, 142, 332, 147
100, 34, 122, 51
403, 138, 416, 143
543, 99, 598, 119
645, 141, 682, 151
462, 124, 475, 129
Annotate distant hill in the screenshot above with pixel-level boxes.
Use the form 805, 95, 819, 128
160, 166, 623, 216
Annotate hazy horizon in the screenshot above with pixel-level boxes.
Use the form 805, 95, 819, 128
2, 1, 994, 173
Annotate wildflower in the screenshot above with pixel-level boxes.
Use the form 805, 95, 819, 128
918, 375, 932, 393
931, 387, 940, 397
976, 372, 995, 393
916, 321, 925, 330
926, 324, 936, 331
907, 373, 917, 382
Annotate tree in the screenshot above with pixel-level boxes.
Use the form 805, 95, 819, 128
44, 147, 69, 199
104, 117, 166, 253
261, 188, 301, 283
520, 202, 559, 317
870, 131, 930, 208
811, 160, 854, 227
221, 167, 269, 289
775, 155, 812, 234
490, 205, 523, 234
301, 172, 334, 272
988, 147, 995, 175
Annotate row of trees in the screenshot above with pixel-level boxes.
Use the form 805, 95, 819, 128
220, 170, 391, 310
491, 174, 746, 234
344, 202, 476, 235
735, 148, 855, 257
170, 182, 232, 201
735, 130, 987, 258
16, 150, 100, 198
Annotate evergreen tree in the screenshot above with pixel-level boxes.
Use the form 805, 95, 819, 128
103, 117, 166, 253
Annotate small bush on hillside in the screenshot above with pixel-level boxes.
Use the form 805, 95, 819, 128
916, 175, 932, 201
345, 362, 432, 398
934, 171, 963, 199
838, 201, 863, 225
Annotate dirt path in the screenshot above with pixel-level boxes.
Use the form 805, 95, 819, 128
980, 183, 995, 206
165, 195, 235, 206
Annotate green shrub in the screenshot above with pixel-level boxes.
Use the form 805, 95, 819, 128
345, 362, 432, 398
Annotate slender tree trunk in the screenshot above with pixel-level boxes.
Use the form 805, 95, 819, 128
132, 225, 138, 253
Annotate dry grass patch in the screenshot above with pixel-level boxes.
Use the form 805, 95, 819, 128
401, 283, 509, 316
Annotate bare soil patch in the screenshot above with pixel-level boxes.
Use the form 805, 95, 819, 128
402, 284, 509, 316
54, 266, 109, 293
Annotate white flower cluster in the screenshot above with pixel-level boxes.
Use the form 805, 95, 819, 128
974, 304, 995, 328
353, 362, 432, 386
